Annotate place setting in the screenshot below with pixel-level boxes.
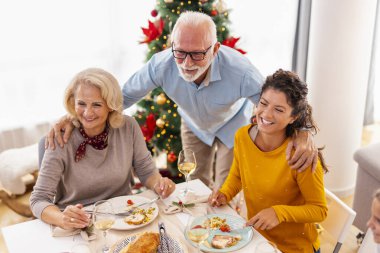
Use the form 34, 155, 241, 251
184, 213, 254, 253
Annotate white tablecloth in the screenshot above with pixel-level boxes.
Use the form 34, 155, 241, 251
2, 179, 280, 253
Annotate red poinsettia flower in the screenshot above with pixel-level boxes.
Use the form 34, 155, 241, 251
141, 113, 156, 141
140, 18, 164, 44
222, 37, 247, 54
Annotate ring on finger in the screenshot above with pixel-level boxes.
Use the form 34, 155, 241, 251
70, 218, 75, 222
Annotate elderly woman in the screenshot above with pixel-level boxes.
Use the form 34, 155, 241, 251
30, 68, 175, 230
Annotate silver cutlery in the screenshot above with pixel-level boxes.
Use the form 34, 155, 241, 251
158, 222, 171, 252
86, 196, 160, 217
115, 196, 160, 216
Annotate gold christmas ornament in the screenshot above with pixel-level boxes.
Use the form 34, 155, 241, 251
156, 118, 165, 128
164, 0, 174, 3
156, 93, 167, 105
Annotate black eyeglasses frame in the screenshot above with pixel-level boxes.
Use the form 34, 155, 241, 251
171, 44, 213, 61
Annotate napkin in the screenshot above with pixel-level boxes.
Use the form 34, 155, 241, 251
51, 224, 97, 241
163, 192, 209, 216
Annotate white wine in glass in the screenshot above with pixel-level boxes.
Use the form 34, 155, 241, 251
93, 200, 115, 253
185, 216, 210, 252
178, 149, 197, 196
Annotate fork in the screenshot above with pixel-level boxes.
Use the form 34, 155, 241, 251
115, 196, 160, 216
87, 196, 160, 216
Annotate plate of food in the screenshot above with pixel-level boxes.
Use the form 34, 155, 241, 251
110, 232, 187, 253
106, 195, 159, 230
184, 214, 253, 252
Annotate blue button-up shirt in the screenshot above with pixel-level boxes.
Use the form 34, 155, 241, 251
122, 45, 263, 148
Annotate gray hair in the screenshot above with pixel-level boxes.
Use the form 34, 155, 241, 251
171, 11, 217, 45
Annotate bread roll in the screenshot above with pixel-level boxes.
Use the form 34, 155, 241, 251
121, 232, 160, 253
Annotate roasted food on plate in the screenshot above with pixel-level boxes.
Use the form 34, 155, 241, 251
211, 234, 241, 249
124, 213, 145, 225
204, 216, 231, 232
120, 232, 160, 253
123, 207, 156, 225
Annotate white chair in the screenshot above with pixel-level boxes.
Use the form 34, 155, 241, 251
320, 188, 357, 253
358, 229, 378, 253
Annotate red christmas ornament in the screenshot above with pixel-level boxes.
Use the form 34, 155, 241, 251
140, 18, 164, 44
167, 151, 177, 163
222, 37, 247, 54
140, 113, 156, 141
151, 9, 158, 17
210, 10, 218, 16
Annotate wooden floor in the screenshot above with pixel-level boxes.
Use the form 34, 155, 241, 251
1, 122, 379, 253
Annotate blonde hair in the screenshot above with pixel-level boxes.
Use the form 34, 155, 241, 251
64, 68, 125, 128
171, 11, 217, 45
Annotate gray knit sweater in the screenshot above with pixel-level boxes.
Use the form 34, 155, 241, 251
30, 116, 156, 219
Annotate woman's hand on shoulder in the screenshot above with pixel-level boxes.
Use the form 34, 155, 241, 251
153, 177, 176, 199
246, 207, 279, 231
208, 190, 227, 207
61, 204, 90, 230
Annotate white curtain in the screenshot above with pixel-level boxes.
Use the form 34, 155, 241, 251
0, 0, 298, 147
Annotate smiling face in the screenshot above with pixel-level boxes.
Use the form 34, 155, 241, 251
255, 88, 296, 138
173, 25, 218, 84
367, 197, 380, 243
74, 83, 111, 137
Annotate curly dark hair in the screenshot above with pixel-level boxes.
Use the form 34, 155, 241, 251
260, 69, 316, 137
257, 69, 328, 172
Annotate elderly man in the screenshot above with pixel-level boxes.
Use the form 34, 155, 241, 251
49, 11, 317, 189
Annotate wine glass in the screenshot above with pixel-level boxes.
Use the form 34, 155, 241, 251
93, 200, 115, 253
185, 215, 210, 252
255, 240, 278, 253
178, 149, 197, 196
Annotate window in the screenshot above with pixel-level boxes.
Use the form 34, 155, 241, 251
0, 0, 298, 130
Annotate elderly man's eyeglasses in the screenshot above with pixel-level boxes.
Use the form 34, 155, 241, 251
172, 44, 212, 61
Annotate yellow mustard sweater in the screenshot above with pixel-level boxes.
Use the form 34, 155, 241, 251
220, 125, 327, 253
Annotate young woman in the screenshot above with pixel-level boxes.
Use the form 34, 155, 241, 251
30, 68, 175, 230
209, 69, 328, 253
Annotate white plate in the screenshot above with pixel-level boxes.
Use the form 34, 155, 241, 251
106, 195, 159, 230
184, 214, 253, 252
111, 233, 186, 253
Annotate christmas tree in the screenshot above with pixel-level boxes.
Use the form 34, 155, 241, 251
134, 0, 246, 181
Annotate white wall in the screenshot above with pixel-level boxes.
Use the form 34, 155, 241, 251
0, 0, 297, 132
307, 0, 377, 196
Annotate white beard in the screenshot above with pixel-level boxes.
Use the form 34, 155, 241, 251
177, 57, 213, 82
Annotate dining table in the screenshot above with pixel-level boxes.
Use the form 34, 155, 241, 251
2, 179, 280, 253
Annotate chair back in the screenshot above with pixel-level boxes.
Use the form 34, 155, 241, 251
320, 188, 356, 253
358, 229, 378, 253
38, 136, 45, 169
